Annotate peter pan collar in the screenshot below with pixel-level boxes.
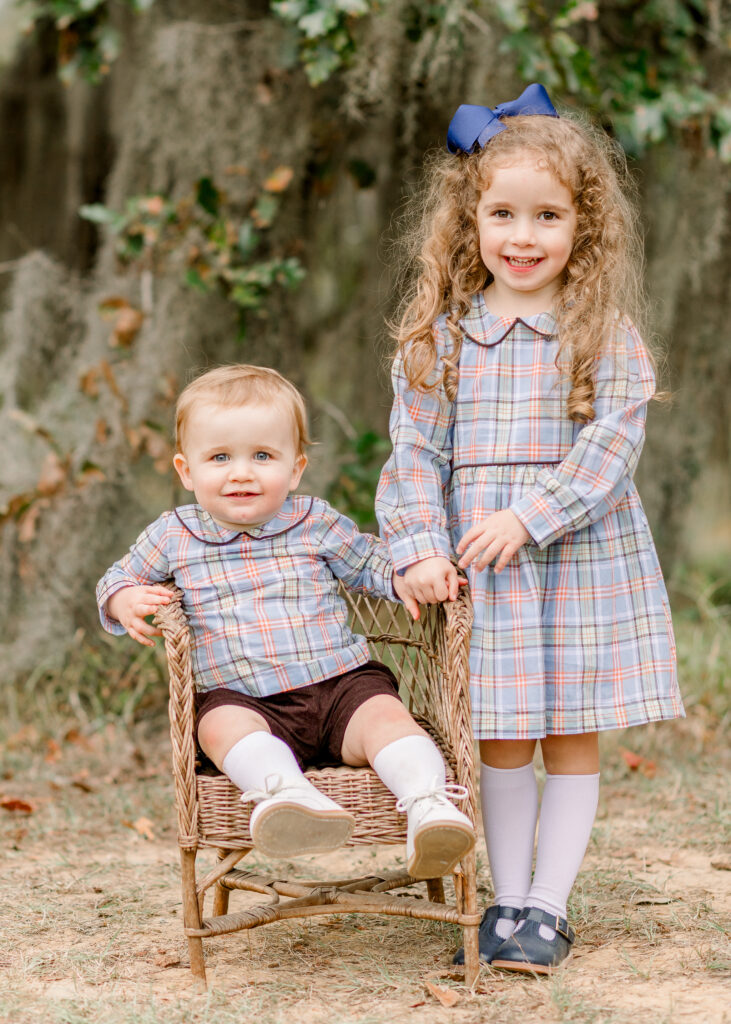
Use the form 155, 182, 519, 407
175, 495, 314, 545
458, 291, 557, 346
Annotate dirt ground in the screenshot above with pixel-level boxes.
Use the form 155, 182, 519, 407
1, 697, 729, 1024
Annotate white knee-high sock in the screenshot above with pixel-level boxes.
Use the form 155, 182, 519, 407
481, 762, 538, 938
527, 772, 600, 927
221, 731, 308, 793
372, 735, 446, 801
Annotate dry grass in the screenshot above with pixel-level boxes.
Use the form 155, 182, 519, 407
0, 581, 729, 1024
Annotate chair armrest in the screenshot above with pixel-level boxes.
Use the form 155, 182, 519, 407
433, 588, 476, 821
153, 583, 199, 849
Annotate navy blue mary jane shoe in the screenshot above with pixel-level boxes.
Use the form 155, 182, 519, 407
490, 906, 575, 974
452, 904, 522, 965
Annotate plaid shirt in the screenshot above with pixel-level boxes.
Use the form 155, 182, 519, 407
97, 496, 395, 697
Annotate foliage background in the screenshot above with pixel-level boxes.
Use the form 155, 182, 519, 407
0, 0, 729, 678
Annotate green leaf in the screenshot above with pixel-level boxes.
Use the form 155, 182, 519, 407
196, 177, 220, 217
298, 9, 339, 39
251, 194, 279, 228
79, 203, 117, 225
237, 221, 260, 259
335, 0, 370, 15
184, 268, 210, 292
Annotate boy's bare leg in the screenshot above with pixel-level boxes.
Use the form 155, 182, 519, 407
198, 705, 271, 770
342, 694, 475, 879
340, 694, 426, 766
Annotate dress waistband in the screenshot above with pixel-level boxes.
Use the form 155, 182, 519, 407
452, 461, 564, 471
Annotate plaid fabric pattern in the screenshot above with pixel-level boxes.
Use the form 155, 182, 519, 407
376, 293, 683, 738
97, 495, 395, 697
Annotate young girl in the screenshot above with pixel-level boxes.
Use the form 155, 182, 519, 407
376, 84, 684, 973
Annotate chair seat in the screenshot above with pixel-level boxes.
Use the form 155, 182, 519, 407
196, 753, 460, 849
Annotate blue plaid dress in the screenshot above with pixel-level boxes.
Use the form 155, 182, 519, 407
376, 292, 683, 738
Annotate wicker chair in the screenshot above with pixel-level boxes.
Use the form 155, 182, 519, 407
154, 584, 480, 987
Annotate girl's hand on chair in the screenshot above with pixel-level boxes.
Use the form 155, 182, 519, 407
392, 572, 421, 620
106, 585, 172, 646
400, 557, 460, 615
456, 511, 530, 573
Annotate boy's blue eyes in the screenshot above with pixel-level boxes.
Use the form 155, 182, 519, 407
210, 452, 271, 463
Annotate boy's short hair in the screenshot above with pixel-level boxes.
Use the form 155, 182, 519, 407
176, 364, 311, 456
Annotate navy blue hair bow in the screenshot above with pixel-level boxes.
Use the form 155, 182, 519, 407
446, 83, 558, 155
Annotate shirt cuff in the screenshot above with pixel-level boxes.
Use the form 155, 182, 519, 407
388, 531, 453, 575
509, 492, 568, 549
96, 579, 135, 634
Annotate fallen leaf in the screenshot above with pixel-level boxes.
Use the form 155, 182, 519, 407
153, 951, 181, 968
424, 980, 460, 1007
263, 165, 294, 193
711, 858, 731, 871
95, 418, 110, 444
17, 503, 43, 543
99, 359, 126, 406
79, 365, 101, 397
619, 747, 657, 777
124, 816, 156, 841
44, 738, 62, 763
111, 306, 144, 347
0, 796, 36, 813
619, 747, 644, 770
631, 893, 677, 905
71, 772, 96, 793
64, 728, 94, 750
37, 452, 68, 496
98, 296, 130, 318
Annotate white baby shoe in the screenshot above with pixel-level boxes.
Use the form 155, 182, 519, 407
396, 781, 475, 879
242, 774, 355, 858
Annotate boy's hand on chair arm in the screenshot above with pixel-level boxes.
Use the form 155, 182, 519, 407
396, 557, 460, 619
456, 510, 530, 573
106, 585, 172, 647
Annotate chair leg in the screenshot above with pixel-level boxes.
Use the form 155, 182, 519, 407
461, 849, 480, 988
180, 847, 206, 986
426, 877, 445, 904
213, 848, 232, 917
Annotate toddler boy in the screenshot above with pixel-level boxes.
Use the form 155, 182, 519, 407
97, 365, 474, 877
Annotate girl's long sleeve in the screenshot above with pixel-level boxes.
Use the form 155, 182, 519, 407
510, 321, 655, 548
376, 345, 456, 573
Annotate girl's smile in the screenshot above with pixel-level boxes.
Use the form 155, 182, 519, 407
476, 158, 577, 317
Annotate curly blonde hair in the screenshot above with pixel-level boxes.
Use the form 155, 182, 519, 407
393, 113, 647, 421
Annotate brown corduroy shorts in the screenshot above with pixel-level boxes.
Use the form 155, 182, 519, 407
194, 660, 401, 768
